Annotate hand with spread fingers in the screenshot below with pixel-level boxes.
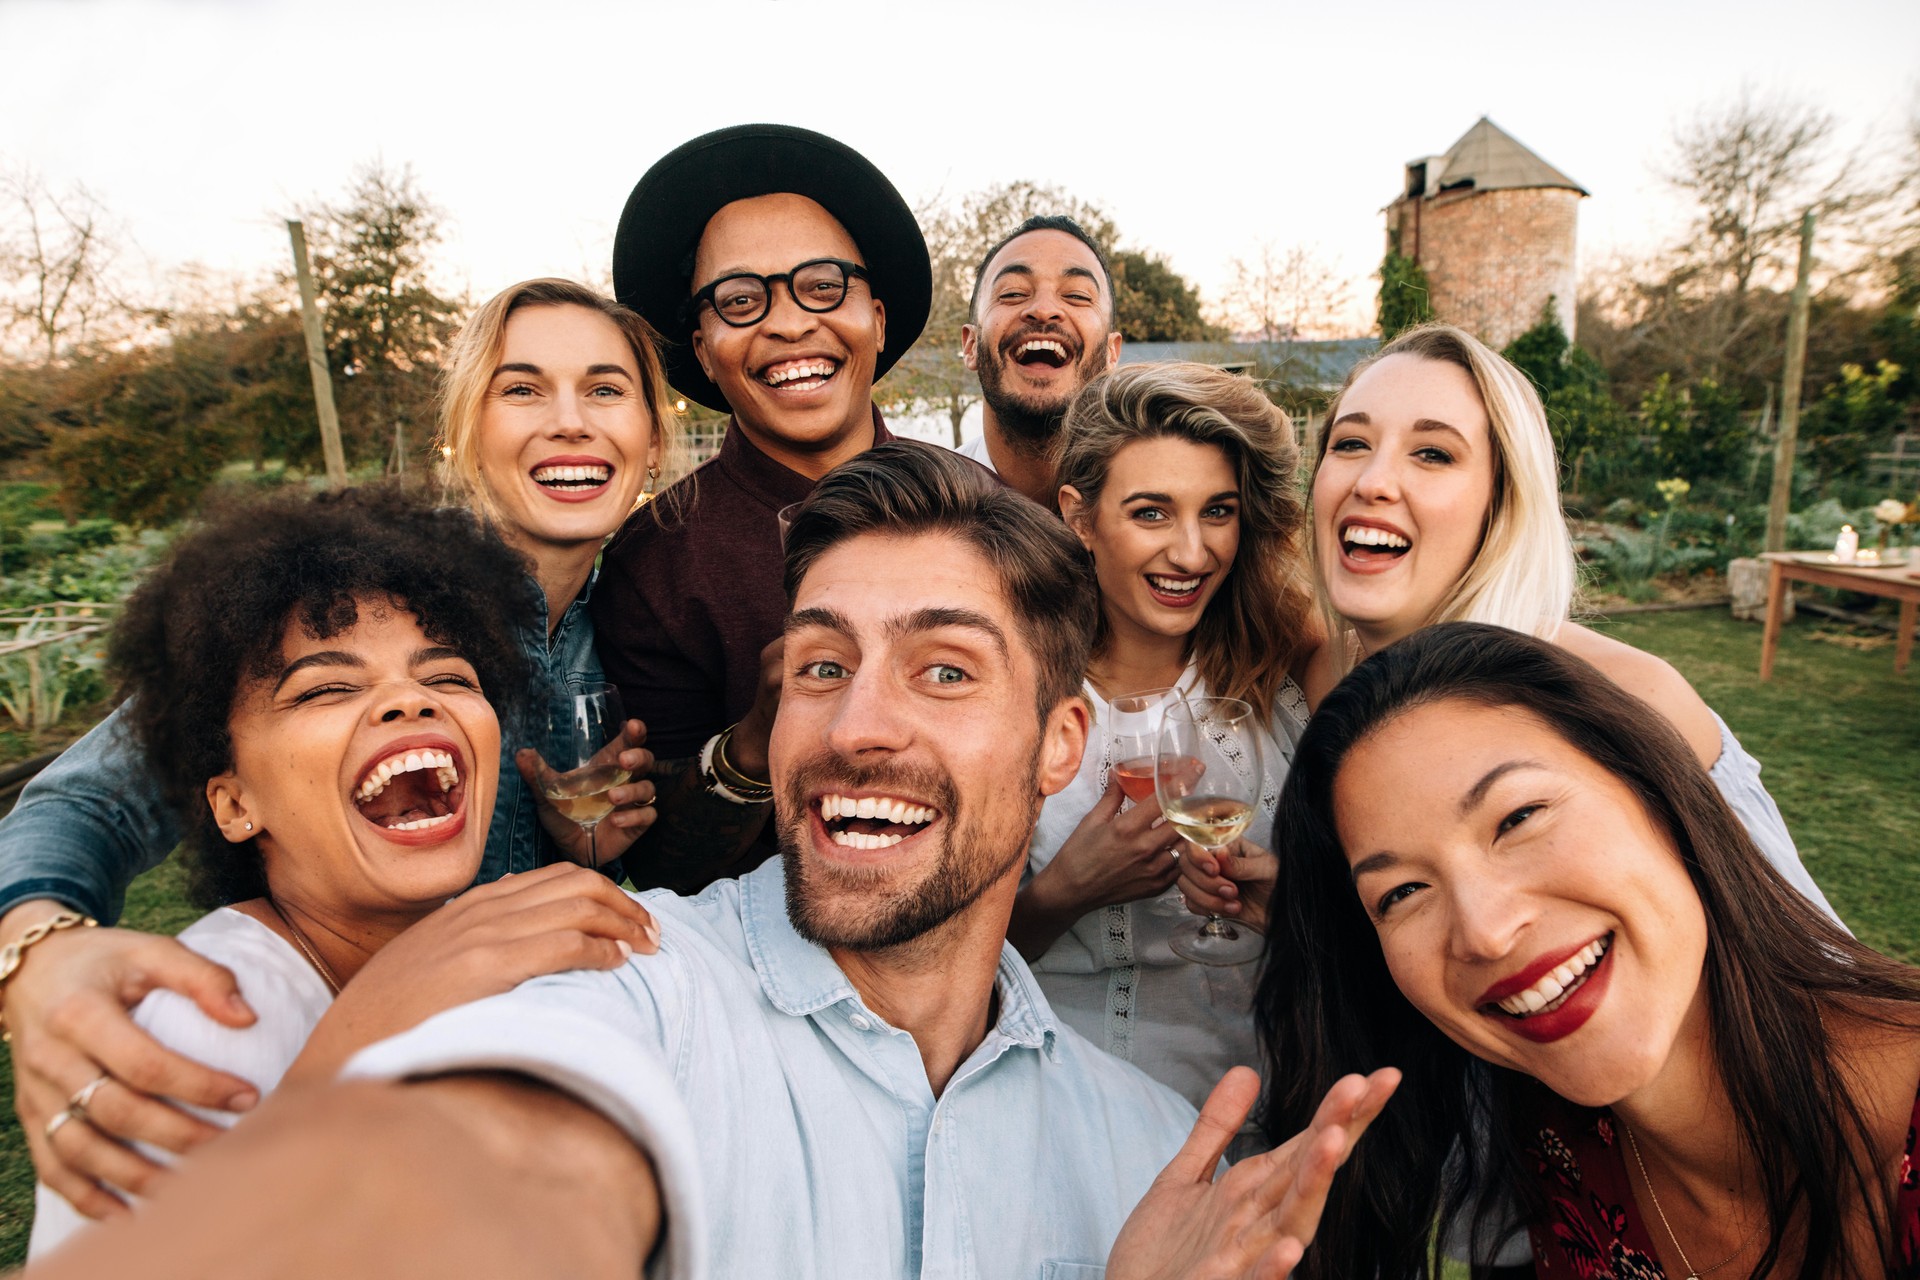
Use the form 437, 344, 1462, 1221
282, 863, 659, 1083
517, 717, 659, 868
1177, 837, 1278, 933
0, 905, 261, 1218
1108, 1065, 1401, 1280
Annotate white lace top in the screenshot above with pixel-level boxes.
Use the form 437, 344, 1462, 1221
1024, 668, 1308, 1112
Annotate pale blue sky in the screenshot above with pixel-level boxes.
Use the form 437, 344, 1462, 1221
4, 0, 1915, 331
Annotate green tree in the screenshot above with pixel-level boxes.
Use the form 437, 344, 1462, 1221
35, 291, 315, 525
1636, 372, 1757, 489
44, 337, 238, 527
1503, 298, 1575, 397
1377, 245, 1432, 339
1111, 249, 1221, 342
302, 162, 464, 470
1501, 301, 1625, 494
1800, 359, 1905, 481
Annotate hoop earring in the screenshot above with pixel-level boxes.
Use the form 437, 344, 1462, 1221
634, 464, 661, 511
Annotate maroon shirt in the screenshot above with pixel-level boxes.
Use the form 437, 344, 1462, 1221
1525, 1079, 1920, 1278
594, 408, 894, 762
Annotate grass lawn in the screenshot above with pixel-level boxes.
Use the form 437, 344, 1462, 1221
1592, 607, 1920, 962
0, 609, 1913, 1266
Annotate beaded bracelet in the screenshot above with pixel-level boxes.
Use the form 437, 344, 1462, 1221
0, 910, 98, 1042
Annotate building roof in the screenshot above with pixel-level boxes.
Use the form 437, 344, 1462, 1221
1119, 338, 1377, 389
1416, 117, 1587, 198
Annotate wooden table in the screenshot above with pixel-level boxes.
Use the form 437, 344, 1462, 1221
1758, 551, 1920, 679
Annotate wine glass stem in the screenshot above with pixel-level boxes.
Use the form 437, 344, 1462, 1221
587, 823, 598, 870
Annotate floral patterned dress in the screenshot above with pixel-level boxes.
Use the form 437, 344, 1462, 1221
1524, 1082, 1920, 1278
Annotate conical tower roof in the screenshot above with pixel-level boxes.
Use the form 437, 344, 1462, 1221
1424, 117, 1586, 196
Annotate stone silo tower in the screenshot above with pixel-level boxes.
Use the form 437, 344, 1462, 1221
1385, 118, 1587, 349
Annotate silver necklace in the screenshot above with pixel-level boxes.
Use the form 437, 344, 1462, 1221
1621, 1116, 1760, 1280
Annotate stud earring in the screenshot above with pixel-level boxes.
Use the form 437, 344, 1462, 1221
243, 821, 254, 832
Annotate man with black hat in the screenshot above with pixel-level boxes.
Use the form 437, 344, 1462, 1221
594, 124, 933, 892
956, 214, 1123, 506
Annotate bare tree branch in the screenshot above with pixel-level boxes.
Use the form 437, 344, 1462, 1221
1218, 241, 1350, 344
0, 166, 127, 364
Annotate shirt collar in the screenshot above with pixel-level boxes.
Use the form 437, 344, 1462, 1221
515, 565, 599, 634
715, 404, 893, 512
739, 857, 1060, 1060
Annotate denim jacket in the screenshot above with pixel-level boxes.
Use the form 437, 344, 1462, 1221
0, 572, 602, 924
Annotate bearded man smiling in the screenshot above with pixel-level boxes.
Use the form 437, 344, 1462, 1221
957, 215, 1124, 506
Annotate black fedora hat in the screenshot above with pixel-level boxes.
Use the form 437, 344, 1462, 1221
613, 123, 932, 412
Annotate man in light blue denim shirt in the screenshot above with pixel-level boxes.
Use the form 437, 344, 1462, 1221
41, 446, 1398, 1280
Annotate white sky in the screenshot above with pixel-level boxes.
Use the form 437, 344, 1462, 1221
3, 0, 1916, 334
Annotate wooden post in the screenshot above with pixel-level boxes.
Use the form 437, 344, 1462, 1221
287, 220, 348, 489
1764, 212, 1816, 553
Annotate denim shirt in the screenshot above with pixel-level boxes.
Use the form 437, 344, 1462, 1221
0, 571, 601, 923
343, 857, 1199, 1280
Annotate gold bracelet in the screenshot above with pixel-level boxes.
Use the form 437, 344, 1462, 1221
706, 721, 771, 802
712, 725, 773, 800
0, 910, 97, 1042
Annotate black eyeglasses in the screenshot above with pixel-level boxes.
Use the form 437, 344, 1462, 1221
687, 257, 871, 328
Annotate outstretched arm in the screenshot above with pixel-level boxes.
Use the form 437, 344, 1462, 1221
284, 864, 659, 1083
28, 1073, 663, 1279
0, 704, 183, 926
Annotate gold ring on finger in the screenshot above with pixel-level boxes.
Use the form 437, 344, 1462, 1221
44, 1107, 80, 1143
68, 1072, 110, 1121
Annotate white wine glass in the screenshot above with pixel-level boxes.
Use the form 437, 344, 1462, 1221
1108, 687, 1187, 918
1156, 697, 1264, 966
542, 683, 629, 869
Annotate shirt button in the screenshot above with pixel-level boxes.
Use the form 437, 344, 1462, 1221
849, 1014, 872, 1031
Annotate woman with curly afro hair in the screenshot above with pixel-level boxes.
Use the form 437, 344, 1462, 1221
1, 281, 675, 1219
27, 485, 659, 1254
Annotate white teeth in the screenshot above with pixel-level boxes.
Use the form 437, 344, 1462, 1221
1147, 574, 1201, 594
532, 464, 611, 484
829, 830, 906, 850
387, 812, 458, 832
817, 795, 934, 826
1017, 339, 1067, 359
1494, 935, 1611, 1017
356, 749, 459, 803
763, 361, 837, 386
1344, 525, 1410, 549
